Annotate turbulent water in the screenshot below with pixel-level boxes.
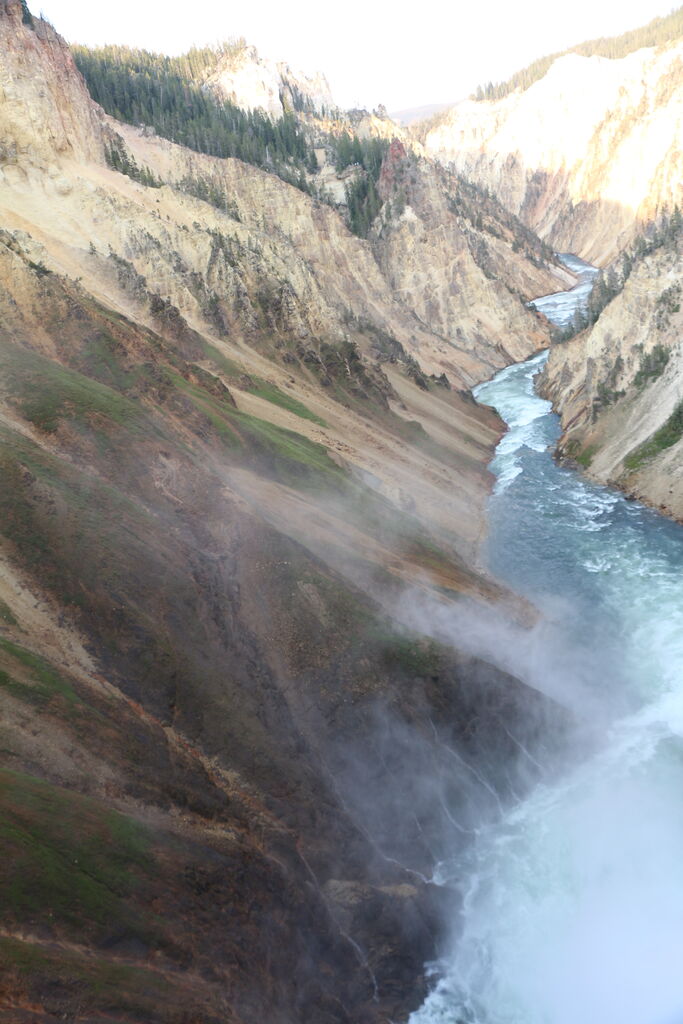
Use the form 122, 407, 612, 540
528, 254, 599, 327
411, 258, 683, 1024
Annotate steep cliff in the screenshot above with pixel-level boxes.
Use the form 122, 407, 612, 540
0, 4, 572, 1022
374, 140, 569, 379
68, 43, 569, 383
203, 42, 335, 116
421, 41, 683, 265
0, 0, 103, 166
541, 230, 683, 520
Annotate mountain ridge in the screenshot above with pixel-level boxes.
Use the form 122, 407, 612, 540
420, 36, 683, 264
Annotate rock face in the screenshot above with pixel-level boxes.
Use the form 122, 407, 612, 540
374, 140, 568, 380
540, 232, 683, 520
423, 42, 683, 265
0, 9, 574, 1024
108, 119, 567, 387
0, 9, 567, 398
0, 0, 103, 166
204, 42, 335, 116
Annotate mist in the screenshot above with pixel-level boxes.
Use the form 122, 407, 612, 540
194, 266, 683, 1024
403, 348, 683, 1023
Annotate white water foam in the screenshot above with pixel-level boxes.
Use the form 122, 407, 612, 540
411, 265, 683, 1024
528, 254, 600, 328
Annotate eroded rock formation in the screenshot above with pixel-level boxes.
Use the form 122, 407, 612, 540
422, 43, 683, 264
541, 232, 683, 521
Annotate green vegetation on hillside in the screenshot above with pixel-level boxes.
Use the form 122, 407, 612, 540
330, 133, 388, 236
331, 133, 387, 178
169, 369, 342, 491
633, 345, 671, 388
104, 134, 163, 188
20, 0, 34, 27
473, 6, 683, 101
593, 209, 682, 327
246, 380, 328, 426
0, 769, 152, 935
0, 936, 195, 1023
554, 207, 683, 343
74, 45, 392, 237
1, 341, 147, 436
654, 282, 682, 330
73, 44, 318, 191
624, 401, 683, 470
344, 174, 382, 237
0, 600, 17, 626
0, 637, 83, 709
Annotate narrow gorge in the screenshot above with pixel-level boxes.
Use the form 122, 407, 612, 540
412, 264, 683, 1024
0, 2, 682, 1022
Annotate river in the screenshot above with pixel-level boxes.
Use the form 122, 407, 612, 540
410, 256, 683, 1024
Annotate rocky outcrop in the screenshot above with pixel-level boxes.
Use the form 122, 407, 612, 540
422, 42, 683, 265
540, 234, 683, 520
204, 42, 335, 116
0, 0, 103, 166
374, 141, 570, 380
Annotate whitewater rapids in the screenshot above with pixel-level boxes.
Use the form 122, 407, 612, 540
411, 258, 683, 1024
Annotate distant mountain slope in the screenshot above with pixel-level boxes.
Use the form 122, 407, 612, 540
471, 4, 683, 101
421, 38, 683, 264
72, 43, 322, 191
390, 102, 456, 126
70, 39, 569, 343
203, 42, 335, 116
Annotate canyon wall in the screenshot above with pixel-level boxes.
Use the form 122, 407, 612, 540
0, 4, 572, 1021
541, 231, 683, 521
422, 42, 683, 265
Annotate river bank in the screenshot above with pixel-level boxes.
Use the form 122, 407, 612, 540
540, 233, 683, 523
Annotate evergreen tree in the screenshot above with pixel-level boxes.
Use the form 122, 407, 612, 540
73, 45, 318, 195
20, 0, 34, 27
74, 44, 391, 238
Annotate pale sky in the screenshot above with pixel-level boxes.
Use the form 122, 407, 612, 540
37, 0, 679, 111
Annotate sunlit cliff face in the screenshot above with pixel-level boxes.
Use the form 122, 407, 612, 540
423, 43, 683, 263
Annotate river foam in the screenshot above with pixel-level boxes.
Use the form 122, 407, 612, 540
411, 262, 683, 1024
528, 253, 600, 328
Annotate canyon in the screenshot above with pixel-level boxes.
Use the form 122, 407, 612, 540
0, 1, 681, 1022
421, 39, 683, 264
0, 4, 569, 1020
